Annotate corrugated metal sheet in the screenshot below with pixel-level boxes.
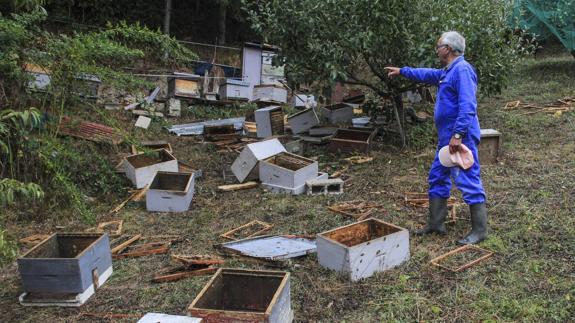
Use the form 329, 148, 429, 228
168, 117, 245, 136
59, 116, 123, 144
219, 235, 316, 260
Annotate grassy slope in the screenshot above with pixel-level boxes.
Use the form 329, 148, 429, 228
1, 53, 574, 322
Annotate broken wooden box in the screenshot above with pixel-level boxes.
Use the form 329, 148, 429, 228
317, 218, 410, 281
146, 171, 195, 212
188, 268, 293, 323
124, 149, 178, 188
255, 106, 284, 138
479, 129, 502, 164
321, 103, 354, 124
17, 233, 113, 306
253, 84, 288, 103
259, 152, 319, 190
231, 138, 286, 183
219, 79, 250, 101
287, 108, 320, 134
168, 73, 201, 98
328, 128, 377, 154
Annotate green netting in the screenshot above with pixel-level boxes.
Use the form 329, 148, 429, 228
512, 0, 575, 55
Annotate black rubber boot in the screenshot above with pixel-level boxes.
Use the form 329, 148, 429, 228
414, 198, 448, 235
457, 203, 488, 245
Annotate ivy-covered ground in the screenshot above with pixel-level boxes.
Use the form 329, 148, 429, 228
1, 51, 574, 322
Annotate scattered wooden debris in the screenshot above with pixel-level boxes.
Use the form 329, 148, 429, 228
344, 156, 374, 165
113, 241, 170, 259
503, 97, 574, 115
19, 234, 50, 247
111, 234, 142, 255
58, 116, 123, 144
80, 312, 142, 320
109, 185, 149, 213
152, 254, 222, 283
328, 200, 382, 221
430, 244, 494, 272
404, 192, 460, 222
96, 220, 123, 237
218, 181, 259, 192
220, 220, 274, 240
172, 254, 224, 266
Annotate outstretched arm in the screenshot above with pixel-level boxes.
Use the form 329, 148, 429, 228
385, 66, 443, 86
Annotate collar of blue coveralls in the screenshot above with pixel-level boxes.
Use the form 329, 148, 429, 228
444, 55, 465, 71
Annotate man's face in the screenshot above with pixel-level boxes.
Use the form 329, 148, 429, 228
436, 38, 450, 66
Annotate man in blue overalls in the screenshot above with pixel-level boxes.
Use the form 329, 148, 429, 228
385, 31, 487, 245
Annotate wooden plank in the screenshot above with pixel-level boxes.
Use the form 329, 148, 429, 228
152, 267, 217, 283
220, 220, 274, 240
218, 181, 259, 192
430, 244, 494, 272
111, 234, 141, 255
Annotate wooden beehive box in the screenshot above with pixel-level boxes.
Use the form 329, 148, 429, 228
286, 108, 320, 134
219, 79, 250, 101
17, 233, 113, 301
479, 129, 502, 164
168, 75, 201, 98
124, 149, 179, 188
188, 268, 293, 323
259, 152, 319, 189
321, 103, 354, 125
253, 84, 288, 103
146, 171, 195, 212
317, 218, 410, 281
328, 128, 376, 154
231, 138, 286, 183
255, 106, 284, 138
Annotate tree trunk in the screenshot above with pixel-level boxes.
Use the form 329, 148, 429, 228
163, 0, 172, 35
218, 0, 227, 45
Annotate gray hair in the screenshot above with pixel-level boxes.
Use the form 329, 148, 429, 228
440, 31, 465, 55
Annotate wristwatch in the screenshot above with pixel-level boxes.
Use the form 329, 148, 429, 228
453, 133, 462, 139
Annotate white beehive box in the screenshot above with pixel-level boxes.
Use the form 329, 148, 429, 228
124, 149, 178, 188
253, 84, 288, 103
317, 218, 410, 281
262, 172, 327, 195
146, 172, 195, 212
219, 79, 250, 101
255, 106, 284, 138
287, 108, 319, 134
259, 152, 318, 189
321, 103, 354, 124
291, 93, 316, 108
231, 138, 286, 183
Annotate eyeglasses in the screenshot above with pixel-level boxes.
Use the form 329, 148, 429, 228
436, 44, 449, 50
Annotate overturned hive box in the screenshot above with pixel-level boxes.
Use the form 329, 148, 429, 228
253, 84, 288, 103
124, 149, 178, 188
255, 106, 284, 138
286, 108, 320, 134
328, 128, 377, 154
231, 138, 286, 183
188, 268, 293, 323
17, 233, 113, 306
259, 152, 319, 189
146, 171, 195, 213
321, 103, 354, 125
478, 129, 502, 164
317, 218, 409, 281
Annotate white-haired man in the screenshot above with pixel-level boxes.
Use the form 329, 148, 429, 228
385, 31, 488, 245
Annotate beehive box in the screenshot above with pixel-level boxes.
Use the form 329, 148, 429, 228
321, 103, 354, 124
259, 152, 319, 189
219, 79, 250, 101
262, 172, 327, 195
168, 75, 201, 98
146, 172, 195, 212
291, 93, 315, 108
253, 84, 288, 103
479, 129, 502, 164
17, 233, 113, 305
317, 219, 409, 281
286, 108, 320, 134
328, 128, 377, 154
124, 149, 178, 188
255, 106, 284, 138
231, 138, 286, 183
188, 268, 293, 323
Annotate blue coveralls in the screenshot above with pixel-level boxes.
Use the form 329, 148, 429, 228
400, 56, 486, 205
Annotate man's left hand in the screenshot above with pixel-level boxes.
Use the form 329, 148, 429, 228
449, 136, 462, 154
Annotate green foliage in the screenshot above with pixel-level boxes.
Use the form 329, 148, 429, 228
0, 229, 18, 266
244, 0, 527, 96
0, 178, 43, 206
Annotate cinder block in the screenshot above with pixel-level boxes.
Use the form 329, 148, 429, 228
479, 129, 502, 164
321, 103, 354, 124
287, 108, 320, 134
17, 233, 113, 306
188, 268, 293, 323
124, 149, 178, 188
317, 219, 410, 281
259, 152, 319, 189
306, 178, 344, 195
231, 139, 286, 183
255, 106, 284, 138
167, 98, 181, 117
253, 84, 288, 103
146, 172, 195, 212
